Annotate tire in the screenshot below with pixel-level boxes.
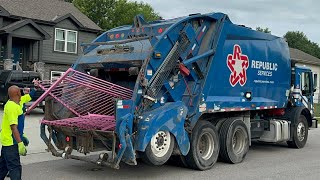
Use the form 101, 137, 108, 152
287, 114, 308, 149
219, 118, 249, 164
167, 155, 189, 168
185, 121, 219, 170
141, 131, 174, 166
167, 141, 189, 168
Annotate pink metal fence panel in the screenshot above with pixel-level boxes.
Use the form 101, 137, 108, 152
41, 114, 116, 131
27, 68, 133, 131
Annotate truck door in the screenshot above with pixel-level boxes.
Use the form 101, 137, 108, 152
296, 67, 314, 114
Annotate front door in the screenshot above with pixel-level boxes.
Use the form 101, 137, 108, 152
295, 67, 314, 115
12, 37, 31, 70
12, 45, 23, 64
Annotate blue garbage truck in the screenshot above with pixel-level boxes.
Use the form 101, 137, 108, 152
37, 12, 317, 170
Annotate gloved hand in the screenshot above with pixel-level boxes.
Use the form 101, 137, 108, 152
22, 134, 29, 146
18, 142, 27, 156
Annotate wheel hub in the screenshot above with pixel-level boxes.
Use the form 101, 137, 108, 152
156, 134, 165, 147
198, 132, 214, 160
232, 128, 245, 155
297, 122, 306, 142
150, 131, 171, 158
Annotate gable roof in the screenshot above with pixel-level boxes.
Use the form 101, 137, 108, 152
52, 13, 84, 28
0, 0, 102, 31
0, 19, 51, 39
289, 48, 320, 65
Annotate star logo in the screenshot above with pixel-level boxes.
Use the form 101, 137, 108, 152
227, 44, 249, 87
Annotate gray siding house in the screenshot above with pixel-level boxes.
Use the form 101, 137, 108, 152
0, 0, 102, 79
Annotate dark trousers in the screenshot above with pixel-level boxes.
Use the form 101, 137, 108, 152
0, 145, 22, 180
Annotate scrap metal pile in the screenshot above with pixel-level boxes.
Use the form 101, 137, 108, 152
27, 68, 133, 131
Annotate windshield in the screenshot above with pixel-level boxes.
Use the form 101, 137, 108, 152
10, 72, 40, 84
0, 71, 10, 82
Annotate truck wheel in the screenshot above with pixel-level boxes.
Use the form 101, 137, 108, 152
167, 155, 189, 168
287, 114, 308, 149
219, 118, 249, 164
141, 131, 174, 166
185, 121, 219, 170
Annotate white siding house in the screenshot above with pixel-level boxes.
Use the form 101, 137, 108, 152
290, 48, 320, 103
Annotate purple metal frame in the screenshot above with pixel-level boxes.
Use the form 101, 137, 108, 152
27, 68, 133, 131
42, 114, 116, 131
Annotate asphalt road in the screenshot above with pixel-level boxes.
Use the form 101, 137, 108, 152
1, 108, 320, 180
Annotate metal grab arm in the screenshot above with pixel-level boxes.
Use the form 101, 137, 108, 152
183, 49, 215, 66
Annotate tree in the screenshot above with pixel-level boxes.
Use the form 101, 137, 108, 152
72, 0, 115, 30
256, 27, 271, 33
284, 31, 320, 59
72, 0, 160, 30
111, 0, 160, 28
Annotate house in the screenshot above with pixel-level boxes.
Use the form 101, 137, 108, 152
0, 0, 102, 79
290, 48, 320, 103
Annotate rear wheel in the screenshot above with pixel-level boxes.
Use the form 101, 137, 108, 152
185, 121, 219, 170
219, 118, 249, 164
141, 131, 174, 166
287, 114, 308, 148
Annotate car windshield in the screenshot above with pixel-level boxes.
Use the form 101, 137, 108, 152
10, 72, 41, 83
0, 71, 10, 82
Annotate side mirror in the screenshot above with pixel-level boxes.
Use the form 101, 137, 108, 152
314, 88, 317, 92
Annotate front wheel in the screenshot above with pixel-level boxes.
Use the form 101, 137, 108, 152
141, 131, 174, 166
287, 114, 308, 148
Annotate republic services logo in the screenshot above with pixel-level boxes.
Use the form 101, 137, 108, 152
227, 44, 249, 87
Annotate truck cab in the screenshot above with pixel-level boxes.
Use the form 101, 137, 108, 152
291, 66, 315, 118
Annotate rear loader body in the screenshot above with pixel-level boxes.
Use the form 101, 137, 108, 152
28, 12, 317, 170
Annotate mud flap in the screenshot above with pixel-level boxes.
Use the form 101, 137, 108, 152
115, 100, 137, 167
115, 114, 137, 167
135, 101, 190, 155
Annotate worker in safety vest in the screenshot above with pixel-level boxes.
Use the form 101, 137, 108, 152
12, 87, 37, 146
4, 86, 37, 178
0, 85, 27, 180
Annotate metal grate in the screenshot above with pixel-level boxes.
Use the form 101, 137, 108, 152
27, 68, 133, 131
42, 114, 116, 131
145, 32, 190, 106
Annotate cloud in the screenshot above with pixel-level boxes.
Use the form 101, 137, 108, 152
139, 0, 320, 43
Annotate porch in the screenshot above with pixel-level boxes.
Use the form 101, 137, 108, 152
0, 19, 50, 70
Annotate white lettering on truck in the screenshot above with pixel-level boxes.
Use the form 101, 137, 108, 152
251, 60, 278, 77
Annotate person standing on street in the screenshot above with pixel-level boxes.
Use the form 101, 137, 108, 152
0, 85, 27, 180
13, 87, 37, 147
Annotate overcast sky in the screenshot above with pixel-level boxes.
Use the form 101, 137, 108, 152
139, 0, 320, 44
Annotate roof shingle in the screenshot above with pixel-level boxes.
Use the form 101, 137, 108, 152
0, 0, 102, 31
290, 48, 320, 65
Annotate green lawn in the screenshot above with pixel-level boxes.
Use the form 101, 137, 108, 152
314, 103, 320, 117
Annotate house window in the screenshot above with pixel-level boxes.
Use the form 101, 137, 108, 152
51, 71, 65, 81
54, 28, 77, 53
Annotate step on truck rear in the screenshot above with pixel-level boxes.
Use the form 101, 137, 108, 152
28, 12, 317, 170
